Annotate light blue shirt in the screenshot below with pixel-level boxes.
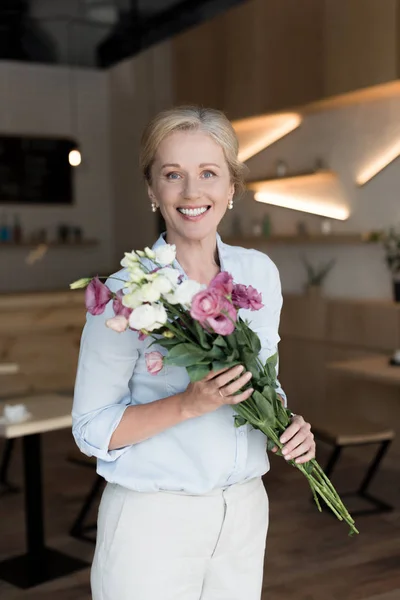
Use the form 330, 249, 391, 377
72, 233, 287, 494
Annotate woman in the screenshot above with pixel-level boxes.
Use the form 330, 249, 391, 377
72, 106, 315, 600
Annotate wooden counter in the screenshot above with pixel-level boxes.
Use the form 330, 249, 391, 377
278, 293, 400, 409
0, 290, 86, 399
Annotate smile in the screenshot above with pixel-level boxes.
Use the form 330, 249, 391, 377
177, 206, 210, 217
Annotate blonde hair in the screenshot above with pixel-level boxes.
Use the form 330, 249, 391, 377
140, 106, 247, 195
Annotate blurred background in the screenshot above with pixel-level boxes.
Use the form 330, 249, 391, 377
0, 1, 400, 599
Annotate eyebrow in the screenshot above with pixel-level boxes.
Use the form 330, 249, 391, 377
160, 162, 221, 169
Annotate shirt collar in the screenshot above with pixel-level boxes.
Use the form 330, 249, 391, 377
152, 231, 227, 279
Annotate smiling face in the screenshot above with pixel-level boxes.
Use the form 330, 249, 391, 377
148, 129, 235, 242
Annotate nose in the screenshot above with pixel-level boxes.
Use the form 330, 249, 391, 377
182, 176, 201, 199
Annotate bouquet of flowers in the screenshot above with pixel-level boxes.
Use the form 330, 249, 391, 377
71, 243, 358, 536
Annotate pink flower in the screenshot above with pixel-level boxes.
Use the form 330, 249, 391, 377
209, 272, 234, 296
145, 351, 164, 375
85, 276, 112, 315
113, 290, 132, 319
190, 289, 223, 323
105, 315, 129, 332
232, 284, 263, 311
206, 298, 237, 335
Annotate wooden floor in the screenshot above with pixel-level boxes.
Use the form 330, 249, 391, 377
0, 432, 399, 599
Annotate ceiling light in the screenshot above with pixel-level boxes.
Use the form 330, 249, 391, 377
69, 149, 82, 167
249, 171, 350, 221
356, 139, 400, 185
232, 113, 302, 162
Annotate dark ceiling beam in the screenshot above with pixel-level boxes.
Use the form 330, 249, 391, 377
97, 0, 247, 68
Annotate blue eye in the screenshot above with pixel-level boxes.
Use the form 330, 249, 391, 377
166, 172, 181, 180
202, 171, 215, 179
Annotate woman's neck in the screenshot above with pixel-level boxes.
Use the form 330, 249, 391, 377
165, 229, 220, 285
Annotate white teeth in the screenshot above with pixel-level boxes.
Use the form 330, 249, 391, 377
178, 206, 209, 216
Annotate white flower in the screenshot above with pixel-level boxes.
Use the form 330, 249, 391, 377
122, 289, 144, 309
154, 244, 176, 266
164, 279, 205, 306
129, 303, 167, 331
120, 251, 140, 268
140, 282, 161, 303
152, 275, 174, 295
157, 267, 180, 286
136, 250, 145, 257
122, 282, 160, 307
144, 247, 156, 259
126, 265, 147, 284
124, 282, 139, 294
144, 271, 159, 282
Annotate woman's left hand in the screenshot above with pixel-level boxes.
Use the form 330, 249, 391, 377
271, 415, 316, 464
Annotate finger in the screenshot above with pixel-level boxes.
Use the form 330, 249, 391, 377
294, 447, 316, 464
282, 430, 309, 457
229, 387, 254, 404
283, 440, 312, 461
215, 365, 245, 387
221, 370, 252, 396
271, 445, 278, 453
280, 421, 302, 445
204, 365, 234, 381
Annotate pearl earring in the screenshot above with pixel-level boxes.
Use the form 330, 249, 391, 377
228, 198, 234, 210
151, 202, 158, 213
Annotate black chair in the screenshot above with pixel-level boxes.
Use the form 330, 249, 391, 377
312, 414, 394, 515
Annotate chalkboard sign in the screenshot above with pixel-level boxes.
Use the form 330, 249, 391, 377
0, 135, 75, 205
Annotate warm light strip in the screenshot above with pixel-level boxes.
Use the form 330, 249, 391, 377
356, 139, 400, 185
254, 192, 350, 220
233, 113, 302, 162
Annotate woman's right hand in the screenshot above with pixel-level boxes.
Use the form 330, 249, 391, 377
180, 365, 253, 419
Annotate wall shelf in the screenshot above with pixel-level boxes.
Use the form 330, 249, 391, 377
224, 234, 368, 247
0, 240, 99, 249
247, 169, 337, 186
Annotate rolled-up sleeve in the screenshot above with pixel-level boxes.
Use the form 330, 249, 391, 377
72, 273, 140, 461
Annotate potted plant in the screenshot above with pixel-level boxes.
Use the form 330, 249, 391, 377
302, 255, 336, 297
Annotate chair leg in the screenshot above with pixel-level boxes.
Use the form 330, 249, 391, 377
358, 440, 392, 494
324, 444, 342, 478
70, 474, 104, 543
356, 439, 393, 513
0, 439, 20, 495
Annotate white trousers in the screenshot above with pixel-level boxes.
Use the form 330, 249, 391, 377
91, 477, 269, 600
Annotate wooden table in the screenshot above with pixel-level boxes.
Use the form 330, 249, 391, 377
327, 354, 400, 386
0, 394, 88, 589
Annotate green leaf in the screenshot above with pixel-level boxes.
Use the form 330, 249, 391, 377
193, 320, 211, 350
150, 337, 179, 349
208, 345, 226, 360
163, 343, 207, 367
186, 363, 211, 382
245, 327, 261, 354
225, 333, 238, 350
226, 349, 239, 362
266, 438, 277, 452
234, 415, 247, 428
266, 352, 278, 369
252, 390, 276, 427
213, 335, 227, 348
212, 360, 239, 372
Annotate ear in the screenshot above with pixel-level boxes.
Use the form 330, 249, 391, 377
229, 182, 235, 199
147, 184, 156, 204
